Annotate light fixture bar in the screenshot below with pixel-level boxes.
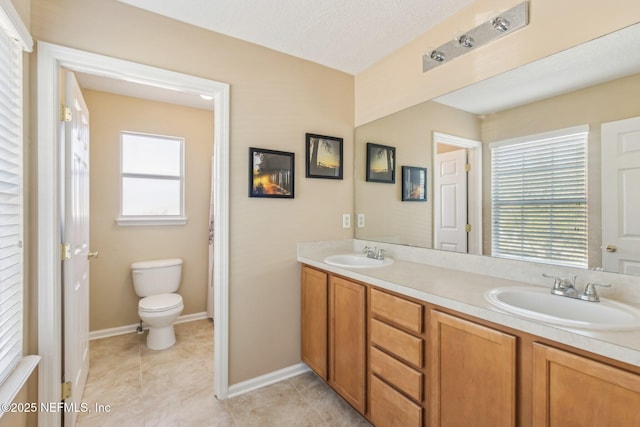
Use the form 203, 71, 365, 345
423, 1, 528, 72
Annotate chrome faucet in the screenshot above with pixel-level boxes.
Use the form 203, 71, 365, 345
542, 273, 611, 302
362, 246, 385, 260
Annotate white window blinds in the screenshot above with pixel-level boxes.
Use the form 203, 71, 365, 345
490, 126, 588, 268
0, 21, 24, 386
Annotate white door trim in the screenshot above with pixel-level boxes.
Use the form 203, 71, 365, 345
432, 132, 483, 255
37, 42, 230, 427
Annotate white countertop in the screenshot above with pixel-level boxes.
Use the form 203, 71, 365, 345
298, 241, 640, 368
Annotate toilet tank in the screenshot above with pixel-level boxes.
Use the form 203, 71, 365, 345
131, 258, 183, 297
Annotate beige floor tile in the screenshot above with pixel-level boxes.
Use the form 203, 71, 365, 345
79, 319, 368, 427
227, 381, 327, 427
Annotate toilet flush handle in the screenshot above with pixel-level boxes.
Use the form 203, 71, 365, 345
88, 251, 99, 259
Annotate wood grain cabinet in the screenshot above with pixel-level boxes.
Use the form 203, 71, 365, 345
329, 275, 367, 414
301, 264, 640, 427
301, 267, 367, 414
301, 266, 328, 380
429, 310, 517, 427
533, 343, 640, 427
369, 288, 426, 427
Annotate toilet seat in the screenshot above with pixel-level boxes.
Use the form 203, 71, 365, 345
139, 293, 183, 313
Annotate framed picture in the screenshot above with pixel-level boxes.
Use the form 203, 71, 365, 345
249, 147, 295, 198
305, 133, 343, 179
402, 166, 427, 201
366, 143, 395, 183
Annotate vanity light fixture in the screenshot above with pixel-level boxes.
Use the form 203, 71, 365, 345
423, 1, 528, 72
430, 50, 446, 62
458, 34, 475, 48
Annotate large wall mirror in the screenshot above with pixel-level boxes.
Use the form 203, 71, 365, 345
355, 23, 640, 276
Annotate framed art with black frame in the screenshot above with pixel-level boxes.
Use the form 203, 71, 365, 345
249, 147, 295, 198
366, 142, 395, 183
402, 166, 427, 201
305, 133, 343, 179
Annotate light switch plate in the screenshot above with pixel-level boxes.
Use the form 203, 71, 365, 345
342, 214, 351, 229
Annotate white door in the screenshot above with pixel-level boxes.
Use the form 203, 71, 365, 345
435, 149, 468, 252
602, 116, 640, 274
62, 70, 91, 426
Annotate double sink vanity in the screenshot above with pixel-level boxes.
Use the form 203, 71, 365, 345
298, 240, 640, 427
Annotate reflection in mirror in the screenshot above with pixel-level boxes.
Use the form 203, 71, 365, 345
354, 23, 640, 276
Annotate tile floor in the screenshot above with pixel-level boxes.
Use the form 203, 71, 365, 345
77, 319, 371, 426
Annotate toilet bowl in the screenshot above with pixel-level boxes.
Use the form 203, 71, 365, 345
131, 258, 184, 350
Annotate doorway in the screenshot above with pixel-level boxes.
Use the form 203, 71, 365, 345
37, 42, 230, 427
432, 132, 483, 255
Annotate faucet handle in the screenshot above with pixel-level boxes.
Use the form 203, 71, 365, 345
542, 273, 562, 289
362, 246, 371, 254
580, 282, 611, 302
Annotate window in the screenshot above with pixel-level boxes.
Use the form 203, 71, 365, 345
0, 0, 38, 401
117, 132, 186, 225
490, 126, 588, 268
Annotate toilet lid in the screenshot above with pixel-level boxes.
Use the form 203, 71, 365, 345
139, 293, 183, 313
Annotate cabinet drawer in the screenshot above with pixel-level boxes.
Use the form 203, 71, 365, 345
371, 318, 423, 367
370, 375, 423, 427
371, 288, 423, 334
370, 346, 423, 402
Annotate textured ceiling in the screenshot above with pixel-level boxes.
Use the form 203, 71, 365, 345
117, 0, 474, 75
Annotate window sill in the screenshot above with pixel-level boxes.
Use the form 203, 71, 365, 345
0, 355, 40, 419
115, 216, 188, 226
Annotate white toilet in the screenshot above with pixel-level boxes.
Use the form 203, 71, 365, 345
131, 258, 184, 350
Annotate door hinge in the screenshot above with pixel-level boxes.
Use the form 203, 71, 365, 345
465, 224, 471, 233
61, 381, 72, 400
62, 243, 71, 261
61, 104, 72, 122
465, 163, 471, 172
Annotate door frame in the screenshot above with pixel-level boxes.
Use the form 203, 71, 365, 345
432, 132, 483, 255
37, 42, 230, 426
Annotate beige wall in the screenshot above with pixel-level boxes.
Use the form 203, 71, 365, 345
30, 0, 354, 384
355, 101, 480, 247
355, 0, 640, 126
83, 89, 213, 331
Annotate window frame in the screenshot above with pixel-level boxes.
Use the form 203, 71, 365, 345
0, 0, 39, 415
116, 131, 187, 226
489, 125, 589, 268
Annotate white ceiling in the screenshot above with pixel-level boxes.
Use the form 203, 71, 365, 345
78, 3, 639, 116
117, 0, 474, 75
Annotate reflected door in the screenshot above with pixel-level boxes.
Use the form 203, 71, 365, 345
602, 116, 640, 274
435, 149, 468, 253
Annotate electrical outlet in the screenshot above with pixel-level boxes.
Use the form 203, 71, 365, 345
357, 213, 365, 228
342, 214, 351, 229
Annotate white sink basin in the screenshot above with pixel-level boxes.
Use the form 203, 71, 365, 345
324, 254, 394, 268
485, 286, 640, 331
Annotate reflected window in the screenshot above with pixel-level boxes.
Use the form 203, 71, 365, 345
120, 132, 184, 220
490, 126, 588, 268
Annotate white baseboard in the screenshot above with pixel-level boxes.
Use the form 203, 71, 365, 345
89, 311, 209, 340
227, 363, 311, 399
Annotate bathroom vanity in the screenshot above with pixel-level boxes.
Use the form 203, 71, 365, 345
298, 241, 640, 427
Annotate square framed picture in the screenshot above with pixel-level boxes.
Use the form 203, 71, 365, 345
305, 133, 343, 179
366, 142, 395, 183
402, 166, 427, 201
249, 147, 295, 198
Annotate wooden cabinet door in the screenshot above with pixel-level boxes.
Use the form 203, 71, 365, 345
533, 343, 640, 427
430, 310, 516, 427
329, 276, 367, 414
301, 266, 328, 380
